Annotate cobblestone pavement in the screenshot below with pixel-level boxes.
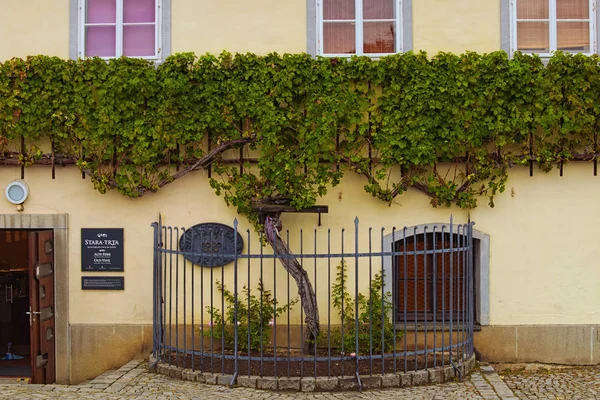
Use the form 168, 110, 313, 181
500, 364, 600, 400
0, 360, 598, 399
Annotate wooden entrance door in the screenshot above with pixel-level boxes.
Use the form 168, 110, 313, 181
28, 231, 55, 384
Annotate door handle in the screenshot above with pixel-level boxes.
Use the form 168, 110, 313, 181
26, 306, 41, 326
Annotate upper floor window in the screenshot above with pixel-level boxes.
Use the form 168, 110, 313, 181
77, 0, 163, 59
510, 0, 596, 56
316, 0, 408, 56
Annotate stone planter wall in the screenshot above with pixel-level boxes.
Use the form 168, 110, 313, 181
149, 354, 477, 392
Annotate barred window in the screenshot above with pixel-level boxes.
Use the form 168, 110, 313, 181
394, 232, 476, 323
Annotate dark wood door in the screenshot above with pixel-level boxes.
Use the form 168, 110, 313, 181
28, 231, 55, 384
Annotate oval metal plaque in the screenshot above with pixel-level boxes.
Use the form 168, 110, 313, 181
178, 223, 244, 267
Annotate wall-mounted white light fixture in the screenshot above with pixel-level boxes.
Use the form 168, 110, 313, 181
5, 180, 29, 210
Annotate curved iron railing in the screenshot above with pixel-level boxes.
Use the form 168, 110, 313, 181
152, 217, 474, 389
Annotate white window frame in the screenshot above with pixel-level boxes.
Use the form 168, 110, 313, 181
508, 0, 597, 57
316, 0, 404, 57
77, 0, 162, 60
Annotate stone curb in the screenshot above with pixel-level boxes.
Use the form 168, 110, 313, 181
149, 353, 476, 392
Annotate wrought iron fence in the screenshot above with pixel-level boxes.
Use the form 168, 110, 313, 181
152, 217, 475, 389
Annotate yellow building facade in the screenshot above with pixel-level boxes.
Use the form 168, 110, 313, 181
0, 0, 598, 384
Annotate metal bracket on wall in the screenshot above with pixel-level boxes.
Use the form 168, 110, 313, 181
253, 204, 329, 226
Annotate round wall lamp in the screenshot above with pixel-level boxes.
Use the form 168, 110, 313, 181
5, 180, 29, 208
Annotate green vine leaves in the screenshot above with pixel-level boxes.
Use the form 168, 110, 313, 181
0, 51, 598, 225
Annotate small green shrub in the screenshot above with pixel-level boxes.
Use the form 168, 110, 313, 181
326, 261, 403, 355
201, 279, 298, 353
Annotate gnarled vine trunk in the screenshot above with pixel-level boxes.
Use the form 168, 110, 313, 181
264, 214, 319, 353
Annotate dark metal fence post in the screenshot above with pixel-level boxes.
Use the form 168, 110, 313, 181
313, 228, 318, 378
220, 229, 225, 375
151, 222, 159, 359
468, 222, 474, 356
412, 227, 417, 372
449, 217, 454, 364
259, 231, 264, 377
232, 219, 239, 386
194, 228, 198, 372
340, 228, 345, 378
432, 225, 438, 368
441, 225, 446, 367
168, 227, 173, 366
380, 227, 385, 376
423, 225, 428, 369
161, 225, 167, 363
182, 228, 187, 369
286, 231, 291, 378
402, 226, 407, 373
327, 228, 332, 377
247, 229, 252, 378
300, 229, 304, 377
354, 218, 362, 389
175, 227, 180, 368
461, 224, 466, 362
368, 227, 373, 376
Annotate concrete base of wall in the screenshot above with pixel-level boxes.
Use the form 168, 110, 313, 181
69, 324, 153, 384
474, 325, 600, 365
